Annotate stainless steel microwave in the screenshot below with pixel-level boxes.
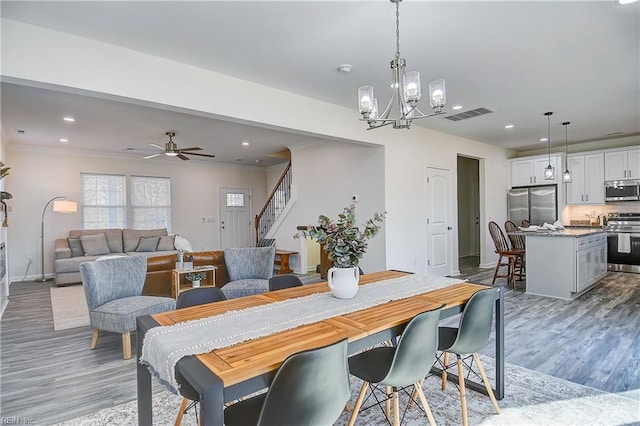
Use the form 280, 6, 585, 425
605, 180, 640, 202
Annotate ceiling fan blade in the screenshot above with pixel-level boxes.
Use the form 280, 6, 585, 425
123, 147, 157, 152
178, 147, 203, 152
185, 152, 216, 158
143, 153, 162, 159
149, 143, 165, 150
177, 153, 190, 161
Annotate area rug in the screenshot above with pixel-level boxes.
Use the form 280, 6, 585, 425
53, 356, 639, 426
50, 285, 90, 331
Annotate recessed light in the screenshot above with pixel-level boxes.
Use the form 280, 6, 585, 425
242, 141, 250, 146
504, 124, 514, 129
540, 137, 548, 142
59, 138, 69, 143
452, 105, 463, 110
63, 117, 75, 122
618, 0, 638, 5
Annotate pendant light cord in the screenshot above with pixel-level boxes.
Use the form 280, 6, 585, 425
547, 113, 551, 163
395, 0, 401, 60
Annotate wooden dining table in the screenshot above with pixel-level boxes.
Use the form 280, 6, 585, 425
136, 270, 505, 426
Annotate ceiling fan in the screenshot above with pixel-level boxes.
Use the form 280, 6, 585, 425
125, 131, 215, 161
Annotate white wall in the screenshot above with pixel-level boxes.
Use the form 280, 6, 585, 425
2, 19, 512, 280
5, 147, 267, 281
271, 141, 386, 274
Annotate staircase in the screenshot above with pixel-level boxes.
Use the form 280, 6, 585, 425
255, 161, 293, 243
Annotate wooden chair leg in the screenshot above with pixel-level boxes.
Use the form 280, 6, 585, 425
407, 377, 424, 409
386, 385, 392, 419
392, 389, 400, 426
347, 381, 369, 426
442, 351, 450, 390
414, 382, 437, 426
472, 352, 501, 414
122, 332, 132, 360
491, 255, 503, 285
175, 397, 189, 426
90, 329, 99, 349
457, 355, 469, 426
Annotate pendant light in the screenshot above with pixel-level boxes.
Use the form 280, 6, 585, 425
543, 112, 555, 180
357, 0, 446, 130
562, 121, 572, 183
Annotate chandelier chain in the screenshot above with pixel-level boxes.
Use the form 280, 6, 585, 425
395, 0, 400, 59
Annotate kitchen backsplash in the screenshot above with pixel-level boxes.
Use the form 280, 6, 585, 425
563, 202, 640, 224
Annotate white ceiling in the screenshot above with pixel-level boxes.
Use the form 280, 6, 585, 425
1, 1, 639, 165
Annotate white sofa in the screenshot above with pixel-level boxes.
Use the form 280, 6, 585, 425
54, 228, 178, 286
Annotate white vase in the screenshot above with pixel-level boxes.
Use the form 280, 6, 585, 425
191, 280, 201, 288
327, 266, 359, 299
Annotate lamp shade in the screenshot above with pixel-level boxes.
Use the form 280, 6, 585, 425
53, 200, 77, 213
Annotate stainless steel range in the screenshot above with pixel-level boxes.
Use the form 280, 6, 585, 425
605, 213, 640, 273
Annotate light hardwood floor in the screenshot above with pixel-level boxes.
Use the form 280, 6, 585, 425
1, 269, 638, 425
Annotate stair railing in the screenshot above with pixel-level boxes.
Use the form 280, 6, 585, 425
255, 161, 292, 243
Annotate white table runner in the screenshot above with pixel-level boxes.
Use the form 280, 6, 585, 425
141, 273, 464, 393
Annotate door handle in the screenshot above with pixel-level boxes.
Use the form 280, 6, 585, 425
624, 170, 627, 178
447, 226, 453, 230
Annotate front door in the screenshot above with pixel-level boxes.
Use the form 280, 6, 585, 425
426, 167, 452, 276
219, 188, 252, 249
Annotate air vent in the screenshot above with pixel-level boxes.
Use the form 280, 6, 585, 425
444, 107, 494, 122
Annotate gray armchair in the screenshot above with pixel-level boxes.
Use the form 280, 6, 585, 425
221, 247, 275, 299
79, 256, 176, 359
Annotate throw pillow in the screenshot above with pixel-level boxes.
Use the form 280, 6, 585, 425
67, 238, 84, 257
156, 235, 176, 251
174, 235, 194, 252
136, 236, 160, 252
80, 233, 111, 256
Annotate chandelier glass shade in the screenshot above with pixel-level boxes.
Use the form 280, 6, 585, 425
358, 0, 446, 130
544, 112, 556, 180
562, 121, 572, 183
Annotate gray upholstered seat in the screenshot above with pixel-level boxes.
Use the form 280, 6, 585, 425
79, 255, 175, 359
221, 247, 275, 299
224, 338, 350, 426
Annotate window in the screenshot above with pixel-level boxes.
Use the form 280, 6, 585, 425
131, 176, 171, 230
226, 193, 245, 207
81, 173, 126, 229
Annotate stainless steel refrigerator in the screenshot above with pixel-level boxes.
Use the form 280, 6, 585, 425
508, 185, 557, 226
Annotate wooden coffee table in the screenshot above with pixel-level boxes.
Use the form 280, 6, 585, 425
274, 249, 297, 274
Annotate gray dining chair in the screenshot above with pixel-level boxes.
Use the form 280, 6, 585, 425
79, 256, 176, 359
224, 338, 351, 426
346, 306, 443, 426
438, 287, 501, 426
176, 286, 227, 309
268, 273, 303, 291
174, 286, 227, 426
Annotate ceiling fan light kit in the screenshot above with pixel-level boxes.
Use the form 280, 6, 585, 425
357, 0, 446, 130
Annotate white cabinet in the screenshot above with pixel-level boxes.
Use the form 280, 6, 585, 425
511, 156, 559, 186
604, 149, 640, 180
575, 233, 607, 293
566, 153, 605, 205
525, 231, 607, 299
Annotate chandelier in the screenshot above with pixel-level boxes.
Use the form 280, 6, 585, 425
543, 112, 556, 180
562, 121, 572, 183
357, 0, 446, 130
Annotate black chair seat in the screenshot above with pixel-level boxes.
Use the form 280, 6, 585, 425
348, 347, 395, 383
223, 393, 266, 426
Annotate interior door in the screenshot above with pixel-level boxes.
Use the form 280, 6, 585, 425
426, 167, 452, 276
219, 188, 252, 249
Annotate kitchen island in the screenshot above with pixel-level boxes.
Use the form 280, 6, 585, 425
522, 229, 607, 299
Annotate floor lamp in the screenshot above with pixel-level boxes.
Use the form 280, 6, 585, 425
35, 196, 77, 282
